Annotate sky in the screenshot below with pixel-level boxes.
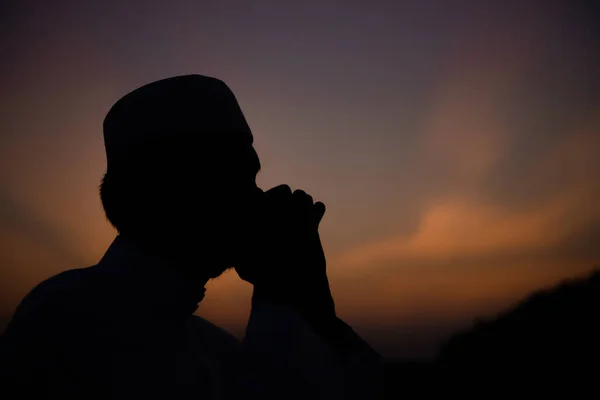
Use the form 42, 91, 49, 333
1, 0, 599, 358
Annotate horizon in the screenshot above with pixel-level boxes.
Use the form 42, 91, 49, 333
1, 0, 599, 359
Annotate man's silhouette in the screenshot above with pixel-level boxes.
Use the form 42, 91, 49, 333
0, 75, 382, 399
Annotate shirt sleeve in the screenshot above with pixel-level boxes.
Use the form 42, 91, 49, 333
238, 302, 383, 400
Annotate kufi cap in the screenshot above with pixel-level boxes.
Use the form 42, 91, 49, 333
103, 75, 252, 168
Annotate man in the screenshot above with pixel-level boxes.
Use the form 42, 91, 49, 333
0, 75, 382, 399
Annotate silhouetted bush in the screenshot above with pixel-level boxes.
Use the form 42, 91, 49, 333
437, 267, 600, 376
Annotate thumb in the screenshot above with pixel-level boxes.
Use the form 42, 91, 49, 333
313, 201, 326, 227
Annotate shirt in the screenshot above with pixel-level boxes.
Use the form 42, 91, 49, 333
0, 236, 382, 399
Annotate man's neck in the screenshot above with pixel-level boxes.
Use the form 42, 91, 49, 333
113, 235, 209, 311
116, 233, 210, 291
97, 235, 209, 316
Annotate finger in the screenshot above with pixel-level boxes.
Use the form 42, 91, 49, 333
264, 184, 293, 219
291, 190, 313, 227
292, 189, 313, 211
313, 201, 326, 226
265, 184, 292, 198
265, 184, 292, 206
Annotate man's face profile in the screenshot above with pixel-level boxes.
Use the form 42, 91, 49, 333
163, 131, 262, 274
101, 75, 264, 276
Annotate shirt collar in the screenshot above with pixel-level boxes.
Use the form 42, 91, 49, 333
98, 235, 206, 316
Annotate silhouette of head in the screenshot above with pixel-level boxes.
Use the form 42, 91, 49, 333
100, 75, 261, 278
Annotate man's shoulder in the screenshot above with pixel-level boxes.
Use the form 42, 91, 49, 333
17, 267, 97, 316
1, 267, 98, 341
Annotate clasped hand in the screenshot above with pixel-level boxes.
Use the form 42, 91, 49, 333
235, 184, 336, 325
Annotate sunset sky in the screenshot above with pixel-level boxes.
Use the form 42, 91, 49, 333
1, 0, 599, 358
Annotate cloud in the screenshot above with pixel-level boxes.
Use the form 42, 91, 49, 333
334, 196, 569, 270
326, 84, 600, 346
335, 116, 600, 270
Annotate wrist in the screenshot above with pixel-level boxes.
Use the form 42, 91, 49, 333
252, 282, 336, 323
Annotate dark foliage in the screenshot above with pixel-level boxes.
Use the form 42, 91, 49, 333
437, 268, 600, 369
384, 268, 600, 396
